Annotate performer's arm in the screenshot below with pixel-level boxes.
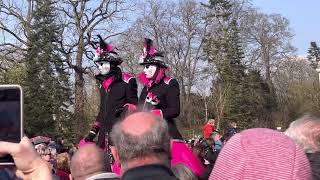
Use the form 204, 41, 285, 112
126, 78, 138, 105
161, 79, 180, 119
122, 74, 138, 114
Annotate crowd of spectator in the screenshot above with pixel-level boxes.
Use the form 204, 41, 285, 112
30, 136, 78, 180
0, 113, 319, 180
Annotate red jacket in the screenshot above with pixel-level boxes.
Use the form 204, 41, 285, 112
203, 123, 215, 139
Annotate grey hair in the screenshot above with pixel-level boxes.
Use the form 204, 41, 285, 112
207, 119, 215, 124
171, 164, 198, 180
110, 113, 171, 166
285, 114, 320, 153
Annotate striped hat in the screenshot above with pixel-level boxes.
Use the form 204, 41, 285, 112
209, 128, 311, 180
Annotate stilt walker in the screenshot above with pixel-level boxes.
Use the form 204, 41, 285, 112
138, 38, 183, 140
81, 35, 138, 152
138, 39, 205, 177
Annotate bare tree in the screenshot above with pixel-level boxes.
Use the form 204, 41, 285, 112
116, 24, 145, 76
55, 0, 134, 140
273, 56, 320, 125
126, 0, 208, 124
240, 8, 296, 85
0, 0, 34, 70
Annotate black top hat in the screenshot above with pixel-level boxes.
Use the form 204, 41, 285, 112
139, 38, 168, 68
92, 35, 122, 65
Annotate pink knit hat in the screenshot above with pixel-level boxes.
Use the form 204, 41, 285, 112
209, 128, 311, 180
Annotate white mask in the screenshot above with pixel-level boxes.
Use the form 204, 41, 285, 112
97, 61, 111, 75
144, 65, 157, 79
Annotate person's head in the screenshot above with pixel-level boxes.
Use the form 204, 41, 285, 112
35, 143, 47, 151
143, 64, 158, 79
56, 152, 70, 172
110, 112, 171, 173
48, 145, 57, 158
70, 144, 106, 180
96, 61, 111, 75
207, 119, 215, 125
93, 35, 122, 75
171, 164, 198, 180
139, 38, 168, 80
210, 131, 221, 142
60, 137, 65, 145
37, 146, 51, 162
230, 121, 237, 128
285, 114, 320, 153
210, 128, 311, 180
190, 139, 195, 149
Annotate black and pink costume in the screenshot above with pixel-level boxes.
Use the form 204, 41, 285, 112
138, 38, 183, 139
85, 35, 138, 147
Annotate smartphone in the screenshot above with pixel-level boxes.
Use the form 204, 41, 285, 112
0, 85, 23, 165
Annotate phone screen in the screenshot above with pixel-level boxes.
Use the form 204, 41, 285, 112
0, 86, 22, 164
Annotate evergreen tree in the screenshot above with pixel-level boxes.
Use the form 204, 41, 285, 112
204, 0, 246, 129
24, 0, 73, 139
0, 65, 26, 84
204, 0, 276, 130
245, 70, 277, 127
307, 41, 320, 69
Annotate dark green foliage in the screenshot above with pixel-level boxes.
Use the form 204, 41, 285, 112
204, 0, 276, 131
204, 0, 232, 19
243, 70, 277, 128
0, 66, 26, 84
24, 0, 73, 140
307, 41, 320, 69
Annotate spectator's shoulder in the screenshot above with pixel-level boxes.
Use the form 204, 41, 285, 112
122, 73, 136, 84
164, 77, 178, 87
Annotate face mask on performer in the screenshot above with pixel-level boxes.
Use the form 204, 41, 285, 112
97, 61, 111, 75
144, 64, 157, 79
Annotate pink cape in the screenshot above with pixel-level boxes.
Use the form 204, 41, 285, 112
171, 140, 205, 177
78, 139, 205, 177
109, 140, 205, 177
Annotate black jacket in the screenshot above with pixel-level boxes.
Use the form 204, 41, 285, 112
96, 70, 138, 145
122, 164, 178, 180
139, 77, 182, 139
306, 152, 320, 180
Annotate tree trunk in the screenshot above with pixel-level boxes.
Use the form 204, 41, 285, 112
265, 55, 271, 85
74, 37, 85, 141
262, 45, 272, 86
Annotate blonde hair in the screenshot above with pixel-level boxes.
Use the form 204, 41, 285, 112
57, 152, 70, 172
